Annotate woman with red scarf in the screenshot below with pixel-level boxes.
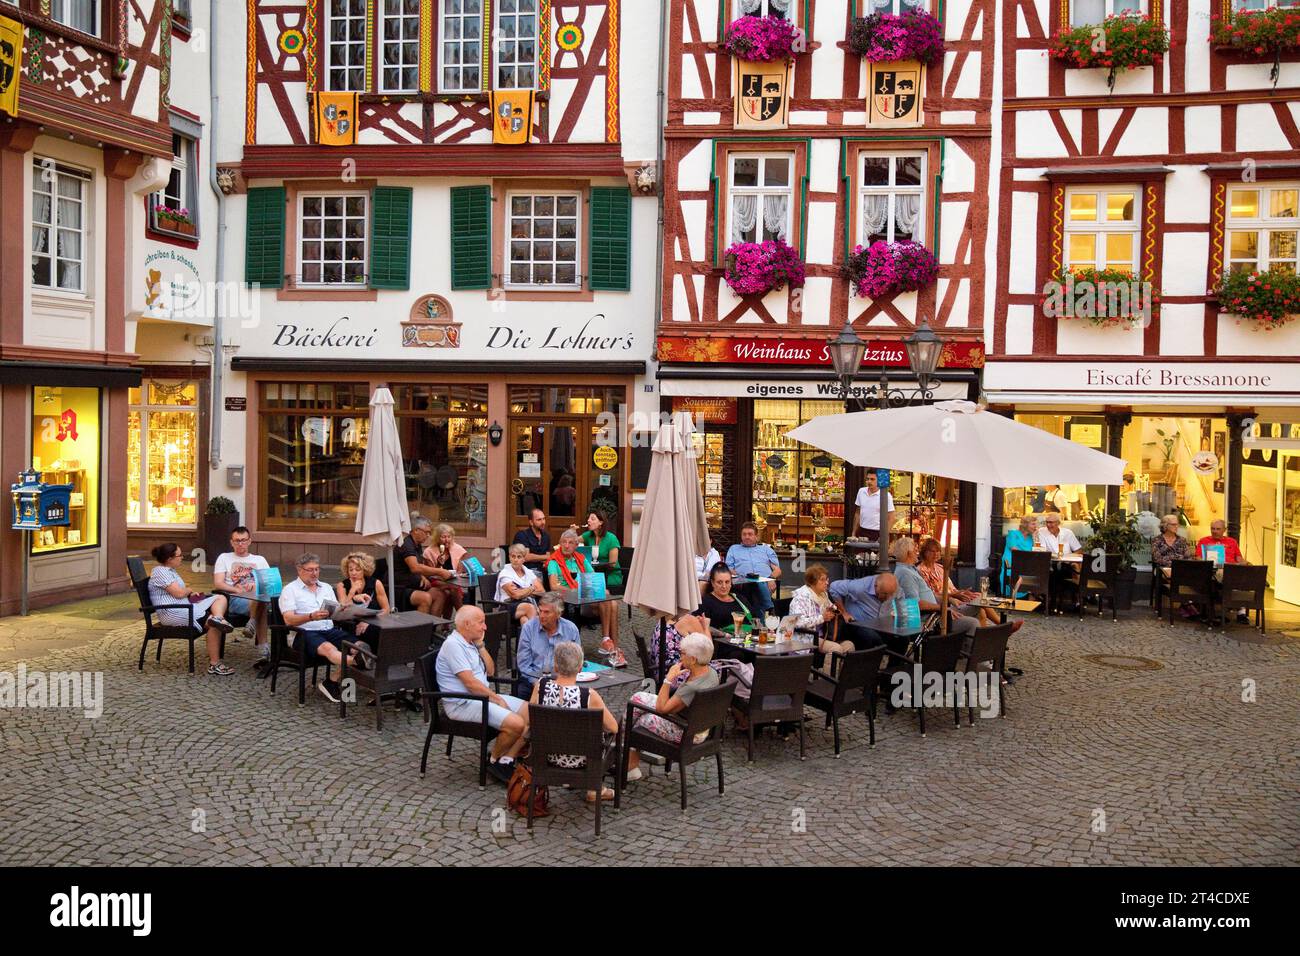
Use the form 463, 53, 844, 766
548, 529, 627, 667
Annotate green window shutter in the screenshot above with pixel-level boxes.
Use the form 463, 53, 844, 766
450, 185, 492, 290
369, 186, 413, 290
244, 187, 286, 289
588, 186, 632, 292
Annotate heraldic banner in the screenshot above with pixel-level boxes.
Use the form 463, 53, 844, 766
0, 15, 24, 119
867, 59, 924, 128
733, 59, 790, 131
312, 92, 358, 146
491, 89, 534, 145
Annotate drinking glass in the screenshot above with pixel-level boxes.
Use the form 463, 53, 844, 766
979, 577, 990, 600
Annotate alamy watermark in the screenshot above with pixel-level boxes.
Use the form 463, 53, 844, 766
0, 664, 103, 719
889, 666, 1000, 718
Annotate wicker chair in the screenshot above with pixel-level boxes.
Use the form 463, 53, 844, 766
525, 702, 622, 836
127, 556, 216, 674
416, 649, 511, 790
621, 680, 735, 811
730, 653, 814, 762
803, 645, 887, 756
1218, 563, 1268, 634
1078, 553, 1121, 621
1009, 550, 1053, 613
879, 632, 966, 737
960, 622, 1013, 724
266, 600, 328, 705
339, 616, 436, 730
632, 630, 658, 690
1165, 559, 1216, 628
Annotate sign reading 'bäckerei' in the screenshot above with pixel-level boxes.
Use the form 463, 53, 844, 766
984, 361, 1300, 394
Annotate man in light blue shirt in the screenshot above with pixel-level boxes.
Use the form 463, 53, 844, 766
514, 592, 581, 697
829, 572, 898, 647
725, 522, 781, 614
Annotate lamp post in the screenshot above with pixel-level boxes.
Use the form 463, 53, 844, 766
827, 319, 946, 409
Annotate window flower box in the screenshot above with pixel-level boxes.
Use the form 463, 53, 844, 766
723, 239, 806, 295
1212, 269, 1300, 331
1042, 267, 1155, 328
721, 14, 803, 62
1210, 6, 1300, 85
847, 10, 945, 64
1048, 13, 1170, 91
843, 240, 938, 298
154, 204, 196, 237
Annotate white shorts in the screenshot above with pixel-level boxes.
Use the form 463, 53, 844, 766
443, 694, 527, 729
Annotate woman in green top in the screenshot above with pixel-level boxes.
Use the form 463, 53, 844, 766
576, 512, 625, 665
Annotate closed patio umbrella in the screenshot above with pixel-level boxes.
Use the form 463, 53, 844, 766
623, 412, 710, 684
354, 387, 410, 601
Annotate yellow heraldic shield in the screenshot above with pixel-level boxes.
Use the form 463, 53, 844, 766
312, 91, 358, 146
491, 90, 534, 145
0, 15, 24, 118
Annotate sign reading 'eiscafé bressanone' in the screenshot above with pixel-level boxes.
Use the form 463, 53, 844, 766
984, 362, 1300, 394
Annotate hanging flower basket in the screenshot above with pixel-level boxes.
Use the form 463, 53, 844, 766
1042, 267, 1154, 328
847, 11, 946, 64
843, 241, 938, 298
1212, 269, 1300, 331
1210, 7, 1300, 86
723, 239, 806, 296
721, 14, 802, 62
1048, 13, 1170, 90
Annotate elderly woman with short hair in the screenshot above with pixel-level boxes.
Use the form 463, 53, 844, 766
528, 640, 619, 802
423, 522, 467, 613
1151, 513, 1191, 567
1000, 514, 1038, 596
787, 564, 855, 672
623, 632, 721, 782
496, 542, 543, 625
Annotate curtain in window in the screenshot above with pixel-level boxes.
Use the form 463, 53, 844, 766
739, 0, 764, 13
68, 0, 96, 34
1070, 0, 1106, 26
768, 0, 793, 15
895, 194, 920, 241
731, 194, 758, 243
870, 0, 893, 13
32, 194, 51, 250
762, 194, 789, 241
861, 194, 888, 241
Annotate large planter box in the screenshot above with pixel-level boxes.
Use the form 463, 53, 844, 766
203, 512, 240, 565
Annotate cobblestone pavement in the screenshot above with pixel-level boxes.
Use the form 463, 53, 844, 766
0, 599, 1296, 867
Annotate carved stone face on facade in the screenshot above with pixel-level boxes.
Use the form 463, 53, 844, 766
634, 163, 657, 194
215, 167, 237, 194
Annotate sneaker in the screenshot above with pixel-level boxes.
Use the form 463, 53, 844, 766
206, 662, 235, 677
1236, 611, 1250, 624
487, 759, 514, 785
208, 616, 235, 635
317, 679, 342, 703
350, 641, 373, 671
256, 643, 271, 660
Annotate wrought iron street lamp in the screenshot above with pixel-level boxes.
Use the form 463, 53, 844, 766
828, 319, 947, 408
829, 325, 868, 400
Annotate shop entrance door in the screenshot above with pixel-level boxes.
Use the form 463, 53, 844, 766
1275, 451, 1300, 607
511, 419, 587, 528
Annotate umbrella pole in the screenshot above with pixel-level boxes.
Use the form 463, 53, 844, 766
939, 490, 954, 635
388, 545, 396, 610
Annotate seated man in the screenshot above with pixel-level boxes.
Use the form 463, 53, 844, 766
889, 537, 979, 642
1036, 513, 1084, 610
828, 572, 898, 650
213, 525, 270, 661
512, 508, 553, 576
514, 592, 581, 699
393, 517, 439, 615
1198, 519, 1249, 623
725, 521, 781, 615
277, 552, 368, 704
435, 605, 530, 784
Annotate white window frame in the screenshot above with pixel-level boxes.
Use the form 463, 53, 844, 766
504, 191, 582, 290
1226, 182, 1299, 275
379, 0, 421, 94
728, 152, 794, 245
1062, 185, 1141, 273
325, 0, 368, 92
151, 132, 193, 234
32, 159, 91, 295
1233, 0, 1299, 9
297, 191, 370, 287
863, 0, 928, 16
735, 0, 797, 18
494, 0, 539, 91
129, 382, 200, 530
1069, 0, 1147, 27
857, 151, 927, 247
439, 0, 484, 94
51, 0, 100, 36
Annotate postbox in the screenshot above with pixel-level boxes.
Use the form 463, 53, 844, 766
10, 470, 74, 530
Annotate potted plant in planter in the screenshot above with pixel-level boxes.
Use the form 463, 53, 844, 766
203, 496, 240, 564
1044, 266, 1156, 328
1211, 269, 1300, 331
847, 9, 945, 64
1211, 5, 1300, 86
155, 203, 196, 236
721, 12, 802, 62
1082, 509, 1147, 610
723, 239, 806, 296
843, 240, 939, 298
1048, 12, 1171, 91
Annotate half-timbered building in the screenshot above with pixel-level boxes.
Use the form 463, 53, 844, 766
985, 0, 1300, 602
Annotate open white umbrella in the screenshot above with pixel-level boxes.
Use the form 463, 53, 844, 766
623, 412, 710, 682
354, 387, 410, 601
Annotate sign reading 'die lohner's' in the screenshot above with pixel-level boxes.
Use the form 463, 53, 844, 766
264, 314, 637, 356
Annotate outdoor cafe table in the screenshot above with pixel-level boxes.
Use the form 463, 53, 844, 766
709, 628, 815, 662
574, 662, 643, 719
559, 592, 620, 625
965, 597, 1043, 614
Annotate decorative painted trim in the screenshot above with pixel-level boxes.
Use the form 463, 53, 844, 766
365, 0, 375, 92
481, 2, 490, 92
1142, 183, 1157, 283
419, 0, 432, 92
605, 0, 619, 143
159, 0, 172, 110
1051, 184, 1064, 273
245, 0, 257, 145
1209, 180, 1226, 278
117, 0, 128, 78
540, 0, 552, 92
305, 0, 319, 94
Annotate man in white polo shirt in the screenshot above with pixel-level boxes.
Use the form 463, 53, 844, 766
1036, 514, 1083, 611
277, 552, 368, 704
213, 526, 270, 659
854, 470, 896, 544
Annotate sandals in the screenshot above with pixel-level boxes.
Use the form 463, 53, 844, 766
585, 787, 616, 803
207, 616, 235, 635
206, 662, 235, 677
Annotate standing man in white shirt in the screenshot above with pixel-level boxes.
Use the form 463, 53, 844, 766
854, 470, 896, 544
213, 526, 270, 660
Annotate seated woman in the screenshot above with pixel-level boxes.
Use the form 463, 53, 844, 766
915, 537, 1009, 629
1000, 514, 1039, 597
549, 529, 627, 668
496, 543, 543, 627
334, 551, 390, 639
578, 510, 623, 659
423, 523, 467, 614
528, 641, 620, 802
1151, 513, 1191, 568
149, 542, 236, 677
646, 611, 710, 679
696, 563, 753, 631
890, 537, 979, 639
787, 564, 856, 672
624, 633, 720, 782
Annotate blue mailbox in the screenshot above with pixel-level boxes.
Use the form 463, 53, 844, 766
11, 470, 74, 531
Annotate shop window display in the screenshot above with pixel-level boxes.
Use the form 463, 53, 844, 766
30, 386, 100, 554
392, 384, 489, 536
752, 399, 846, 549
127, 382, 199, 527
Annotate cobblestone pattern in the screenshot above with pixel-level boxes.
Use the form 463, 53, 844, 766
0, 607, 1296, 866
